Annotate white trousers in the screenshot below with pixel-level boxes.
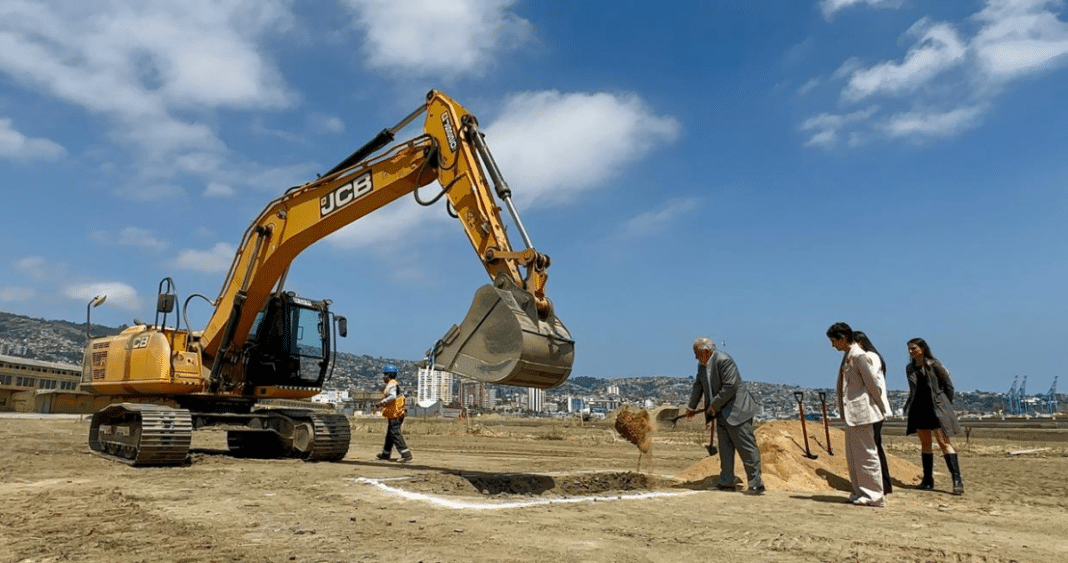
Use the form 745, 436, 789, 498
845, 423, 884, 503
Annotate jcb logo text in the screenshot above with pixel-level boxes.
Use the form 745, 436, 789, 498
320, 172, 373, 217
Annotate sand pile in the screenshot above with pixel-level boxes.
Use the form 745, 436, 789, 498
673, 419, 922, 493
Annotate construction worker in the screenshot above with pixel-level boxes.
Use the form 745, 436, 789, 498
376, 364, 412, 463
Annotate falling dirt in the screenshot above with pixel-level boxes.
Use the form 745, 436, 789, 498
613, 405, 653, 454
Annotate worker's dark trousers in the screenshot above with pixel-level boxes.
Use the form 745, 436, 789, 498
381, 416, 411, 458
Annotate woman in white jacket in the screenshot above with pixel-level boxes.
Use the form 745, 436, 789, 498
853, 331, 893, 494
827, 322, 889, 507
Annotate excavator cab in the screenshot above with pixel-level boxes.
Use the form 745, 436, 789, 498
243, 293, 337, 390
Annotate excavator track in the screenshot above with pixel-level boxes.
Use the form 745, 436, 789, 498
225, 409, 350, 461
306, 412, 351, 461
88, 404, 193, 466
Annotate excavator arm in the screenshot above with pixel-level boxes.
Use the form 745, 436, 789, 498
201, 90, 573, 389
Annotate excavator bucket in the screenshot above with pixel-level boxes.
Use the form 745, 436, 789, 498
430, 283, 574, 389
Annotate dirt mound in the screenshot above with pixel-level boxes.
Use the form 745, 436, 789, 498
673, 419, 922, 492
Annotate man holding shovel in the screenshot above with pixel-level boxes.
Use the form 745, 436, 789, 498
684, 337, 765, 495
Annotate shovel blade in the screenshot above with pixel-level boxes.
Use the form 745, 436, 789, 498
430, 283, 574, 389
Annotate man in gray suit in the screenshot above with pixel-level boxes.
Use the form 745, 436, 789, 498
685, 336, 765, 495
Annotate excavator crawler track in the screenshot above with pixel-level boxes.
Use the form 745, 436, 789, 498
306, 412, 351, 461
226, 409, 350, 461
88, 404, 193, 466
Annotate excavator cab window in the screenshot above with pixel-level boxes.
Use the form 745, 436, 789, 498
292, 305, 327, 382
244, 295, 331, 389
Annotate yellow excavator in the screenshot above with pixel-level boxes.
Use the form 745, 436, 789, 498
80, 89, 575, 466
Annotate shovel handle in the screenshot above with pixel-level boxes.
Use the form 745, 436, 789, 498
671, 409, 702, 426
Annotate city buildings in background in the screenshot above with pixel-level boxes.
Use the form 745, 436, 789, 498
417, 366, 454, 407
0, 312, 1062, 418
459, 381, 496, 410
527, 388, 543, 412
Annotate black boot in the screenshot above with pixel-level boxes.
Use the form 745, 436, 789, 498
944, 453, 964, 495
917, 453, 934, 490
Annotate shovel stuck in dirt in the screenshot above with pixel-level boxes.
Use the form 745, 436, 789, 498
818, 392, 834, 456
793, 392, 819, 460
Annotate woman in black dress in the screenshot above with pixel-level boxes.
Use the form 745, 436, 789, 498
904, 337, 964, 495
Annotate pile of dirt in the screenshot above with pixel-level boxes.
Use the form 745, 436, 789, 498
672, 419, 922, 492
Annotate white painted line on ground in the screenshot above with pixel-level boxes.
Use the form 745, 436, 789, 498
351, 477, 698, 510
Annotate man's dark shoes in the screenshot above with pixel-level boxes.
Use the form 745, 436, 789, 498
375, 453, 390, 461
745, 486, 766, 496
398, 455, 413, 464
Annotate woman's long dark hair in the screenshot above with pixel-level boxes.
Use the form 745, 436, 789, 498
852, 331, 885, 374
826, 322, 853, 341
907, 337, 936, 363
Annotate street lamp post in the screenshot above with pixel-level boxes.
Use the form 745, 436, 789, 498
86, 294, 107, 342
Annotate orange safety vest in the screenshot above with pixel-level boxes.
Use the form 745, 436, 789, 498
380, 380, 407, 419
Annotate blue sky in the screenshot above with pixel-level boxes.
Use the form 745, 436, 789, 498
2, 0, 1067, 395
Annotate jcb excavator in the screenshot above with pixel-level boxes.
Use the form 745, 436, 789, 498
80, 89, 575, 466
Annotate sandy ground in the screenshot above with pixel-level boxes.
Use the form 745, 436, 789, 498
2, 413, 1066, 563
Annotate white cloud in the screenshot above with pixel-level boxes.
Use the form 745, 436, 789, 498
63, 281, 141, 312
0, 117, 65, 161
973, 0, 1068, 80
90, 227, 169, 252
805, 0, 1068, 147
880, 105, 987, 138
192, 226, 215, 239
485, 91, 681, 208
328, 198, 429, 250
344, 0, 533, 77
172, 242, 237, 274
797, 78, 822, 96
821, 0, 903, 20
0, 287, 36, 302
204, 182, 236, 198
244, 162, 321, 192
14, 256, 50, 281
843, 19, 968, 102
620, 198, 700, 239
308, 113, 345, 134
119, 227, 168, 252
0, 0, 296, 198
800, 107, 879, 147
328, 90, 681, 251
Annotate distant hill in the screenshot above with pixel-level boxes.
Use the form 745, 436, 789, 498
0, 310, 1052, 415
0, 310, 417, 392
0, 311, 111, 365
